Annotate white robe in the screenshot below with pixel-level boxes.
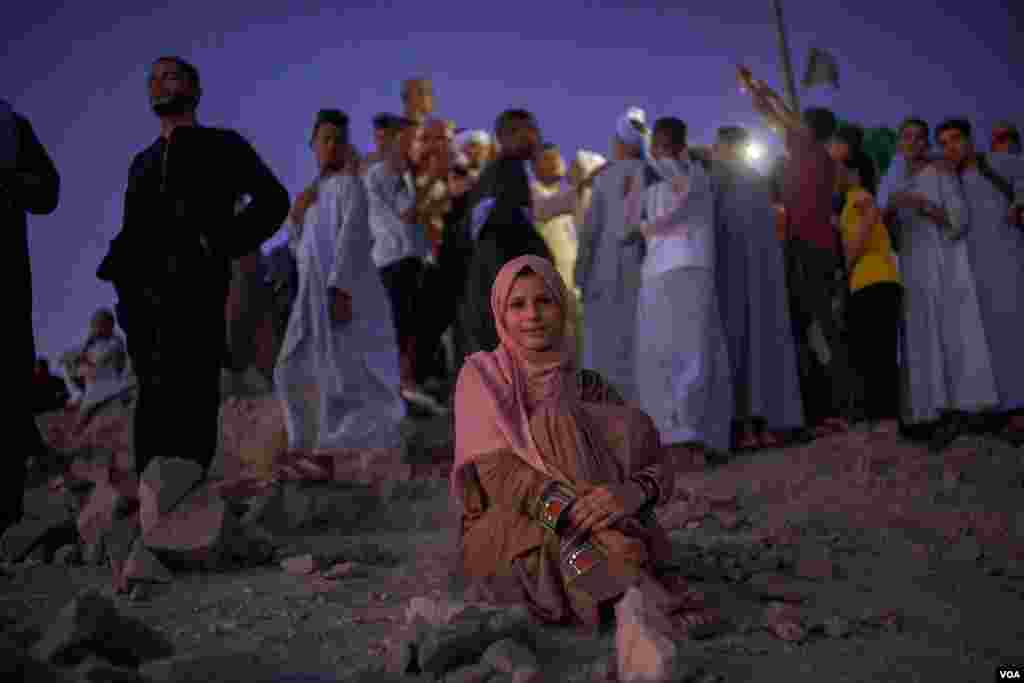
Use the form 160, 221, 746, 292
78, 334, 136, 415
627, 160, 733, 452
881, 161, 998, 423
575, 159, 646, 401
274, 174, 405, 452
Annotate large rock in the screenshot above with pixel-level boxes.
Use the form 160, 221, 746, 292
31, 589, 173, 667
143, 483, 238, 569
0, 516, 76, 563
139, 458, 204, 536
413, 601, 535, 677
75, 656, 145, 682
416, 617, 495, 676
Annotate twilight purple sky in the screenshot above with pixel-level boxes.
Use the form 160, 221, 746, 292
6, 0, 1021, 361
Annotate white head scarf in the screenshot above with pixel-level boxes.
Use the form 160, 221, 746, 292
454, 129, 490, 152
615, 107, 647, 148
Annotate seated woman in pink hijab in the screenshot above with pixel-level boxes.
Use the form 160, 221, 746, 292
451, 254, 723, 636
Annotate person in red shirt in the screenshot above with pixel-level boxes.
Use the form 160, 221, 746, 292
738, 66, 853, 436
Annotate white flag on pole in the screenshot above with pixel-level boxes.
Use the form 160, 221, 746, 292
802, 47, 840, 90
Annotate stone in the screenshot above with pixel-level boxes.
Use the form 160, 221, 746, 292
714, 509, 743, 530
444, 662, 494, 683
417, 617, 498, 676
142, 483, 237, 569
748, 573, 808, 603
241, 481, 378, 533
25, 588, 172, 666
1, 516, 76, 563
129, 583, 154, 602
0, 633, 68, 683
822, 615, 852, 638
55, 544, 81, 567
947, 537, 983, 564
140, 649, 263, 683
32, 588, 120, 665
794, 557, 837, 581
406, 595, 474, 627
511, 669, 543, 683
615, 586, 683, 683
321, 561, 370, 579
75, 656, 145, 682
138, 457, 204, 535
281, 554, 319, 575
764, 603, 806, 642
385, 637, 419, 674
121, 539, 173, 586
94, 614, 174, 667
481, 638, 537, 674
485, 605, 534, 645
28, 543, 50, 564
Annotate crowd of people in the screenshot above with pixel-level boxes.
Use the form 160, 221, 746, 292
4, 52, 1023, 651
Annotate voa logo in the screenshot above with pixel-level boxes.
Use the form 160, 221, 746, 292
999, 670, 1022, 679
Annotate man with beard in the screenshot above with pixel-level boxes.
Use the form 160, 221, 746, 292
448, 109, 552, 371
2, 98, 59, 534
97, 56, 289, 478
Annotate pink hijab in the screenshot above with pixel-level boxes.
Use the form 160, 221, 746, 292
451, 255, 614, 503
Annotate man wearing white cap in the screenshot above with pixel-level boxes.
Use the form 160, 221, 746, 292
454, 129, 492, 179
574, 107, 648, 400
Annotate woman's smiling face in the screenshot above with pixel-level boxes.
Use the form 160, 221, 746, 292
503, 270, 564, 352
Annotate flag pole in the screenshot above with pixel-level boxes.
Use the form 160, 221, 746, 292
771, 0, 800, 113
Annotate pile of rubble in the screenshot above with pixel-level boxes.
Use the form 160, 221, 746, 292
1, 587, 269, 683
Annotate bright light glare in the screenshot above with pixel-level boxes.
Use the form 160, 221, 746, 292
745, 142, 764, 162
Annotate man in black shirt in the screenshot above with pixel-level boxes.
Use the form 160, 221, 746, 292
1, 99, 60, 534
97, 56, 289, 478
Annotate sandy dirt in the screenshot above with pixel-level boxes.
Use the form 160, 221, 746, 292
5, 405, 1024, 682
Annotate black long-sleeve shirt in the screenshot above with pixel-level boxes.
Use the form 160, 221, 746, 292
98, 125, 289, 294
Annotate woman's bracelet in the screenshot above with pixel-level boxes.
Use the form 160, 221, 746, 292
534, 480, 577, 534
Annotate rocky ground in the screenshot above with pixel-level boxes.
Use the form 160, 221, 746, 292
3, 385, 1024, 682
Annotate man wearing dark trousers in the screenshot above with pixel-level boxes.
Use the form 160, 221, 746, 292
1, 99, 60, 535
97, 56, 289, 479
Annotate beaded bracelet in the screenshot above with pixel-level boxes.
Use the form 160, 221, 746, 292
534, 481, 577, 533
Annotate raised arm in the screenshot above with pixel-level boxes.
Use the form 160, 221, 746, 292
737, 66, 806, 139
